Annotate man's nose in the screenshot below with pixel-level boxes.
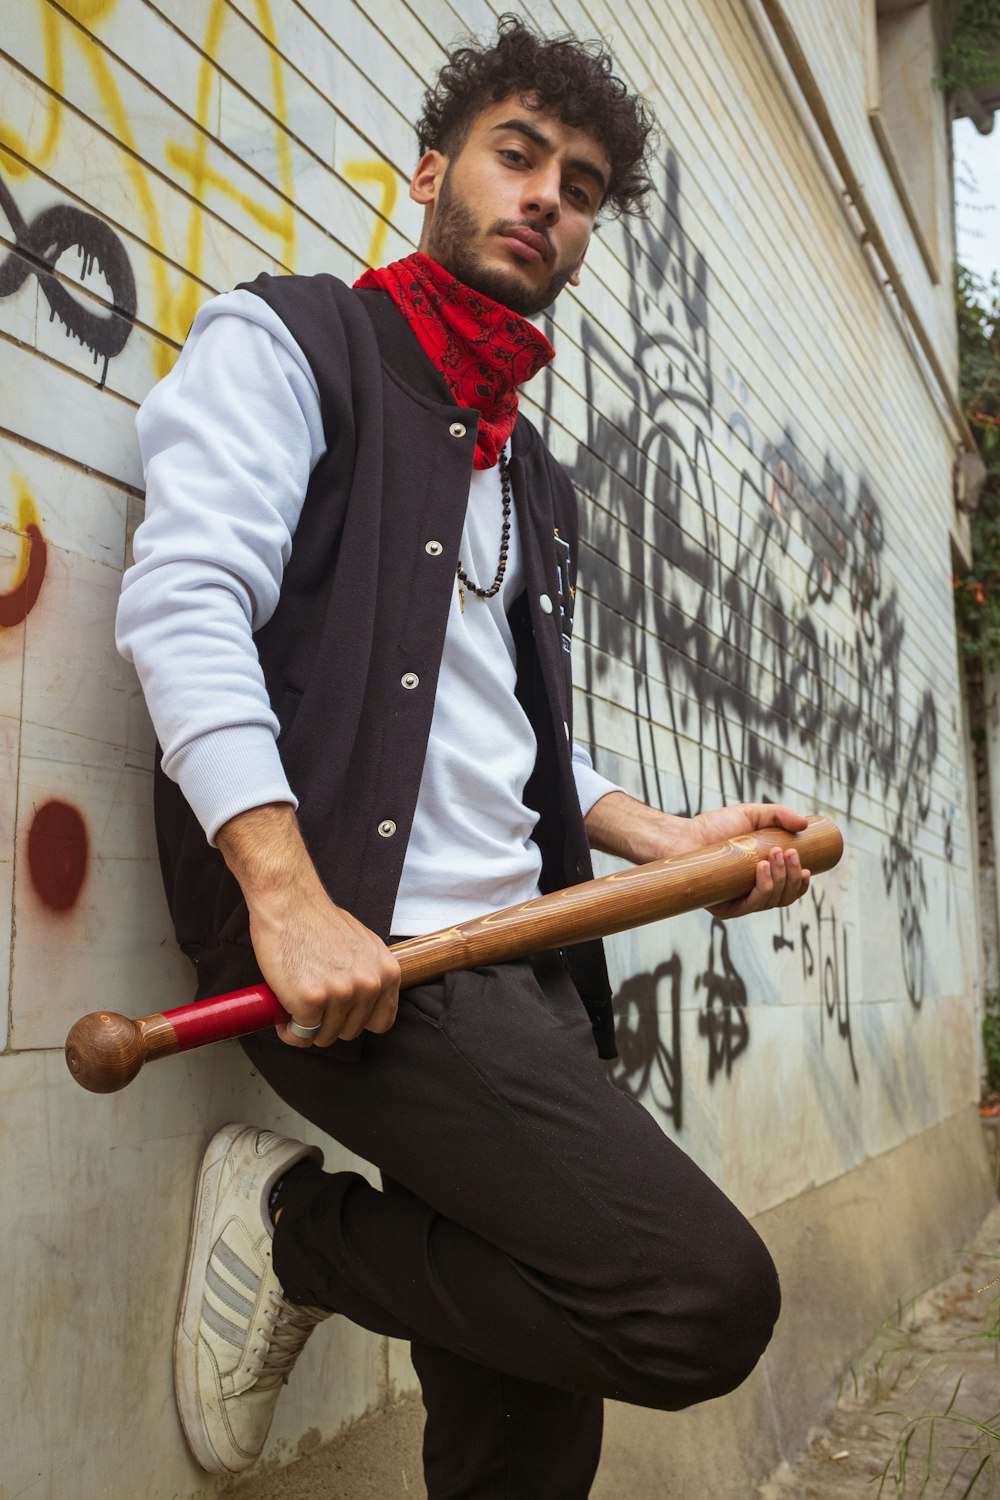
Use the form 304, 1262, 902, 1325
521, 163, 561, 223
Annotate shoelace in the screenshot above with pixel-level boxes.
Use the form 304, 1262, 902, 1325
250, 1293, 331, 1388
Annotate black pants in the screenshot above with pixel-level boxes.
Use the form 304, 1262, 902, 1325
242, 954, 780, 1500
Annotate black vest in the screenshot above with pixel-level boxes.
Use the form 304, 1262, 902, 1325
153, 273, 615, 1056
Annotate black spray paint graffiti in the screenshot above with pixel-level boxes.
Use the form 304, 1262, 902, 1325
0, 177, 136, 386
610, 956, 683, 1128
696, 918, 750, 1083
547, 150, 943, 1102
776, 893, 859, 1084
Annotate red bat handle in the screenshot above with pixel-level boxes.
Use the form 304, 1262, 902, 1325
167, 986, 288, 1049
64, 985, 290, 1093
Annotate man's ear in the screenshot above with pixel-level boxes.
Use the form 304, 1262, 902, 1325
410, 150, 448, 207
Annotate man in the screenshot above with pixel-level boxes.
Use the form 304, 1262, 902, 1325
117, 16, 809, 1498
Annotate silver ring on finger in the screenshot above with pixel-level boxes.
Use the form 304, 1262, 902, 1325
288, 1020, 323, 1040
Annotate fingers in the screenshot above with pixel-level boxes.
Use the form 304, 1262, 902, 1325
276, 984, 337, 1048
746, 802, 809, 834
749, 852, 815, 906
279, 948, 401, 1049
751, 847, 810, 908
319, 955, 400, 1044
276, 1014, 326, 1049
364, 980, 401, 1035
708, 846, 811, 920
698, 802, 813, 920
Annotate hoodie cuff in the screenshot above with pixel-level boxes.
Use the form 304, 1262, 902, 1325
573, 760, 625, 818
164, 724, 298, 844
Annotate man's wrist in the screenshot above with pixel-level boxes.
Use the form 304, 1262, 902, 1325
584, 791, 689, 865
216, 802, 318, 898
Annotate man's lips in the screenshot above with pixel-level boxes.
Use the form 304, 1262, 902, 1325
497, 226, 550, 263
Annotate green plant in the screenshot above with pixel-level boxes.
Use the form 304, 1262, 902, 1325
985, 995, 1000, 1092
939, 1, 1000, 92
839, 1256, 1000, 1498
953, 268, 1000, 666
875, 1379, 1000, 1498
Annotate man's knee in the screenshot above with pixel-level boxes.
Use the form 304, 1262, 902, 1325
689, 1221, 781, 1398
600, 1218, 781, 1410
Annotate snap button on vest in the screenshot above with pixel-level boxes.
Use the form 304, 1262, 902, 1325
449, 422, 467, 438
539, 593, 553, 614
401, 673, 419, 690
377, 820, 397, 837
425, 539, 443, 555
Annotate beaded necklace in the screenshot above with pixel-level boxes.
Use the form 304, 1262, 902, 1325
456, 446, 511, 613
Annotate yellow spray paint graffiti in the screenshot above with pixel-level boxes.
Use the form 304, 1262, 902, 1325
0, 478, 47, 628
0, 4, 66, 177
1, 2, 401, 379
162, 0, 297, 362
344, 160, 399, 268
0, 0, 296, 376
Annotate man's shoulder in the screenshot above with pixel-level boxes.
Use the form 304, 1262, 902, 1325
235, 272, 386, 396
237, 270, 365, 324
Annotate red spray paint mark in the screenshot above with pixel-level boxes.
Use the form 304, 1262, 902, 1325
0, 484, 48, 627
0, 523, 47, 626
27, 800, 88, 912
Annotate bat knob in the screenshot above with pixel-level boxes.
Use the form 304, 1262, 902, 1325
65, 1011, 146, 1093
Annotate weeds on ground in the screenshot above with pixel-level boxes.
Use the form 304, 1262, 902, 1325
850, 1255, 1000, 1499
874, 1374, 1000, 1498
838, 1296, 931, 1407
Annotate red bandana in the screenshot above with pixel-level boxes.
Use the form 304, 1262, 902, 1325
354, 253, 554, 469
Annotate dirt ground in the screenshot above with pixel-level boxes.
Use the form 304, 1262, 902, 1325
760, 1201, 1000, 1500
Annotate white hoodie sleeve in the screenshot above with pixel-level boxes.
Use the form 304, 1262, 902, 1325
116, 291, 327, 842
571, 741, 624, 816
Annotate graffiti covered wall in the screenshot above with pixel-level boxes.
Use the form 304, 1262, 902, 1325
0, 1, 984, 1496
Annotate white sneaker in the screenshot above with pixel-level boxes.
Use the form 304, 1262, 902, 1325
174, 1123, 332, 1473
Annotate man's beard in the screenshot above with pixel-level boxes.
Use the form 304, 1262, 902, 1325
425, 168, 577, 318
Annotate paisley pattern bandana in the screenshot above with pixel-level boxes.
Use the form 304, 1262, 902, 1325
354, 253, 555, 469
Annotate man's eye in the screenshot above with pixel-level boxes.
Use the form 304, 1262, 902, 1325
501, 149, 527, 165
565, 183, 590, 207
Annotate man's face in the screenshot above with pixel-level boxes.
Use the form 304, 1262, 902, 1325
409, 96, 610, 317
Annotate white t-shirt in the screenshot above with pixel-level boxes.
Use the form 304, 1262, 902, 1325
116, 291, 621, 933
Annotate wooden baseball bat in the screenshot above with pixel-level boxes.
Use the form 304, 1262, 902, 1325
65, 814, 842, 1094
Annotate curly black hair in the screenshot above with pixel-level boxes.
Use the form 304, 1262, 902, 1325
416, 14, 656, 219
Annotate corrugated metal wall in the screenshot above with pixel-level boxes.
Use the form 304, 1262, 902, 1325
0, 2, 979, 1495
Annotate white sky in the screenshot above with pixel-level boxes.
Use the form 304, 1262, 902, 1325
954, 114, 1000, 286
